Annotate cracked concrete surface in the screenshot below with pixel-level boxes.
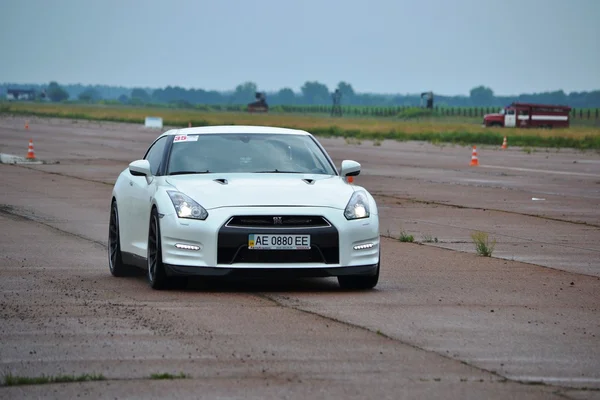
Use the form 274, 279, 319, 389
1, 117, 599, 399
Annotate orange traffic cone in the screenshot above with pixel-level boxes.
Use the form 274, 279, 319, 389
26, 139, 36, 160
501, 136, 507, 150
25, 121, 29, 130
470, 146, 479, 166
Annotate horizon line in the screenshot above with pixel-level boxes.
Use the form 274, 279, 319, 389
1, 81, 599, 98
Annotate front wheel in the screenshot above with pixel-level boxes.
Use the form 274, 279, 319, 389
108, 201, 137, 277
147, 208, 170, 290
338, 257, 380, 290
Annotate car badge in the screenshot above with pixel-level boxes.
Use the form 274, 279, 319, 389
273, 217, 283, 225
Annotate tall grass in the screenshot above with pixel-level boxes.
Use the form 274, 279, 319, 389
2, 102, 599, 149
471, 231, 496, 257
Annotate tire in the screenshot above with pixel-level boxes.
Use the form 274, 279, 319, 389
108, 201, 137, 277
338, 256, 380, 290
147, 208, 170, 290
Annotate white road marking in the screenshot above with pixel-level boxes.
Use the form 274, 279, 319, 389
479, 165, 600, 178
576, 160, 600, 164
0, 153, 44, 165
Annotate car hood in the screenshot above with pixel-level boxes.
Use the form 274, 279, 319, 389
165, 173, 356, 210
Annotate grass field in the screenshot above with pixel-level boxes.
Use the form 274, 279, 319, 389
2, 102, 600, 149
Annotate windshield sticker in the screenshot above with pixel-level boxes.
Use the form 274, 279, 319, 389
173, 134, 198, 143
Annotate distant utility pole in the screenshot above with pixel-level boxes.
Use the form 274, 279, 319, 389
331, 89, 342, 117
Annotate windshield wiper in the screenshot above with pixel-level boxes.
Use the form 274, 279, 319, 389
254, 169, 302, 174
169, 170, 211, 175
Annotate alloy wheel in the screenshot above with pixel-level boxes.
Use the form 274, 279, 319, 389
148, 215, 158, 283
108, 204, 119, 273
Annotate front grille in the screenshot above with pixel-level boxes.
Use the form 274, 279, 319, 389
226, 215, 330, 228
217, 222, 339, 265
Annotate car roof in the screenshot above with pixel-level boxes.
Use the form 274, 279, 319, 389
161, 125, 311, 137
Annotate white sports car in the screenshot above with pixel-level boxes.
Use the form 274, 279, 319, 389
108, 125, 380, 290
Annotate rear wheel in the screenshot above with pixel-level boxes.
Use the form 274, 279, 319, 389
147, 208, 170, 290
108, 201, 137, 277
338, 257, 380, 290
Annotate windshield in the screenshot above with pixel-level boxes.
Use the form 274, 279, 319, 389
167, 133, 337, 175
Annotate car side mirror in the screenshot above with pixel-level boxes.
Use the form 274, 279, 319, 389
129, 159, 151, 177
340, 160, 361, 177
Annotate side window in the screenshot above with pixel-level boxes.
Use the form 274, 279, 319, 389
506, 109, 515, 116
144, 136, 168, 175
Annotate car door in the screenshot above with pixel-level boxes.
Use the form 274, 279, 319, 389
128, 136, 169, 257
505, 108, 516, 127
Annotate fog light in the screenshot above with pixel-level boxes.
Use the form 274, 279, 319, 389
353, 243, 374, 250
175, 243, 201, 251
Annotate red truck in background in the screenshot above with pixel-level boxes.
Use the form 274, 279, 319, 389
483, 102, 572, 128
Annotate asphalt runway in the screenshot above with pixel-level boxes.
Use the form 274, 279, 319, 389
1, 116, 599, 399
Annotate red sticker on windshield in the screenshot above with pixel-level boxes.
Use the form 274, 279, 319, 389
173, 135, 198, 143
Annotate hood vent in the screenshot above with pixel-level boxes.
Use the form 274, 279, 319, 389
213, 178, 228, 185
302, 178, 315, 185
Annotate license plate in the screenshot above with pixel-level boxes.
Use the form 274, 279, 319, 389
248, 234, 311, 250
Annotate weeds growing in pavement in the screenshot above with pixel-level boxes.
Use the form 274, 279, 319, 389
471, 231, 496, 257
399, 231, 414, 243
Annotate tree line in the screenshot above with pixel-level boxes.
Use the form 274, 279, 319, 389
2, 81, 600, 108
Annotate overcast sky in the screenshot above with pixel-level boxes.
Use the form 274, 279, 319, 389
1, 0, 598, 96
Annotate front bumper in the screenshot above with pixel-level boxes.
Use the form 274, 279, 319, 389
158, 206, 380, 273
164, 263, 379, 278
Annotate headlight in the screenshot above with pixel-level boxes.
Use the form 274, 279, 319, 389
167, 191, 208, 220
344, 191, 370, 220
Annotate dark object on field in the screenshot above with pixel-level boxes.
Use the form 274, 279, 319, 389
6, 89, 36, 101
248, 92, 268, 113
421, 91, 434, 109
331, 89, 342, 117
